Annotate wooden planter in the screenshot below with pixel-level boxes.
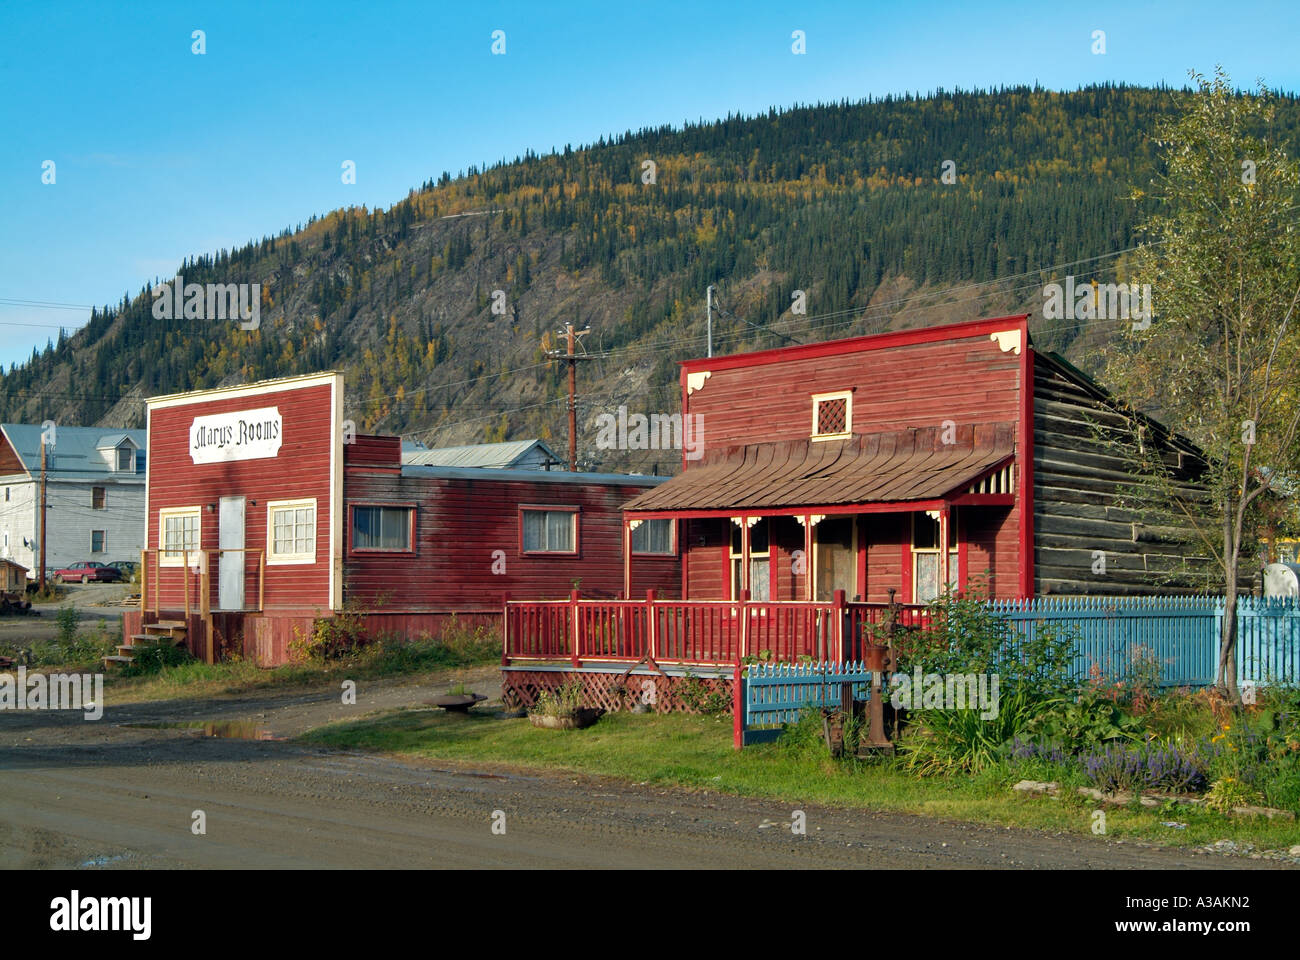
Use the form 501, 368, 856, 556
529, 708, 601, 730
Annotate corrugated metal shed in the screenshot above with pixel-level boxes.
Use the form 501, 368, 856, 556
624, 423, 1015, 512
401, 438, 562, 470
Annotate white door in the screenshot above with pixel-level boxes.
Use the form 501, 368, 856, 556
218, 496, 245, 610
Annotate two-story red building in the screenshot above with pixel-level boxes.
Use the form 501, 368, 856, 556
124, 371, 678, 666
500, 315, 1206, 711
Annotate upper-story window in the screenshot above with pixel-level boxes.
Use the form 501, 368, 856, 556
811, 391, 853, 441
116, 442, 134, 472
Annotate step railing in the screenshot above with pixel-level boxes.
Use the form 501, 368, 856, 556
140, 547, 266, 618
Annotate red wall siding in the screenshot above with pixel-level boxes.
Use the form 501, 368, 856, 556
345, 435, 402, 472
147, 380, 337, 613
675, 322, 1028, 600
684, 334, 1022, 449
684, 519, 727, 599
344, 469, 679, 610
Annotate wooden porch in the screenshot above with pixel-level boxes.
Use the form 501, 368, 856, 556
135, 547, 267, 664
502, 589, 928, 668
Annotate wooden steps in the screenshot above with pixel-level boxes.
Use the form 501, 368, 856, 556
104, 620, 188, 669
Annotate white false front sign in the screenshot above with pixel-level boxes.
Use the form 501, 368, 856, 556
189, 406, 283, 464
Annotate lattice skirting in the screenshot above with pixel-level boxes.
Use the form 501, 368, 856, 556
501, 668, 734, 714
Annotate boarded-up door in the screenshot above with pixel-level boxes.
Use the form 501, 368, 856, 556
815, 516, 855, 601
218, 496, 245, 611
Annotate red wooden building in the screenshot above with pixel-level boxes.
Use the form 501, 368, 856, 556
500, 315, 1205, 711
124, 371, 677, 666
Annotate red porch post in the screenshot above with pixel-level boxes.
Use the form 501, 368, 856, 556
732, 661, 744, 750
739, 587, 751, 661
570, 589, 581, 668
939, 506, 951, 596
803, 513, 814, 601
645, 588, 658, 666
500, 592, 511, 666
623, 519, 633, 599
833, 588, 846, 662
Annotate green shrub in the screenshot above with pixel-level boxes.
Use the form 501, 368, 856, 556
1024, 693, 1145, 751
291, 604, 370, 661
678, 671, 731, 715
56, 606, 80, 646
900, 687, 1043, 775
531, 678, 584, 718
899, 584, 1076, 699
122, 642, 195, 675
1203, 775, 1262, 812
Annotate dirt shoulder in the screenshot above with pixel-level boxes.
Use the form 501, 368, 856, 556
0, 668, 1290, 870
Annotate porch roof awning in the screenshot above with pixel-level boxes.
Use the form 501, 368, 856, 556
623, 422, 1016, 513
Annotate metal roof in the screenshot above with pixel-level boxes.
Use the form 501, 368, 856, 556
399, 464, 665, 487
623, 423, 1016, 512
401, 438, 562, 469
0, 424, 148, 482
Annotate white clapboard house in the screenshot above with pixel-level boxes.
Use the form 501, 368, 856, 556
0, 424, 147, 578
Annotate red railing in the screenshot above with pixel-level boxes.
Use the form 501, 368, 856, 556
846, 602, 933, 661
502, 591, 930, 667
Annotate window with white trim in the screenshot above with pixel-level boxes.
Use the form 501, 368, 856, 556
116, 443, 134, 472
631, 518, 674, 555
159, 507, 200, 566
912, 510, 958, 604
811, 390, 852, 441
268, 498, 317, 563
522, 507, 577, 554
730, 518, 771, 601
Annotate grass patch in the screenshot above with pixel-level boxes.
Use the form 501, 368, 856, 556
302, 708, 1300, 851
99, 625, 499, 704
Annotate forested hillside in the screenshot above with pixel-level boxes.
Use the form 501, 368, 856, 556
7, 84, 1299, 472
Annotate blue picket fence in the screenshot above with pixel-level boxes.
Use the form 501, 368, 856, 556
734, 597, 1300, 749
988, 595, 1300, 688
1236, 597, 1300, 685
742, 661, 876, 745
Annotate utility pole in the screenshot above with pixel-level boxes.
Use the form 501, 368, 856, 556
706, 285, 715, 358
546, 322, 592, 472
38, 440, 48, 592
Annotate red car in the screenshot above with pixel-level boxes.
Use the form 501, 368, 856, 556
52, 561, 123, 584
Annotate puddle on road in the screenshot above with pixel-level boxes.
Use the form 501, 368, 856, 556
123, 720, 286, 741
80, 854, 131, 868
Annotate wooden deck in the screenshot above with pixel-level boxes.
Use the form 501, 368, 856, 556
502, 590, 928, 668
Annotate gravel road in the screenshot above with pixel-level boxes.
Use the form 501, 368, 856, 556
0, 668, 1290, 869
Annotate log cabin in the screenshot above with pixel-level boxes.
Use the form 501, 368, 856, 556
121, 371, 678, 667
500, 314, 1209, 711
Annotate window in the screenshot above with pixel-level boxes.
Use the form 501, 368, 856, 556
91, 530, 106, 553
631, 518, 674, 555
92, 486, 105, 509
811, 390, 853, 441
4, 488, 8, 501
912, 511, 958, 604
159, 507, 200, 565
116, 444, 134, 471
730, 518, 771, 601
267, 498, 317, 563
521, 507, 577, 554
351, 505, 413, 552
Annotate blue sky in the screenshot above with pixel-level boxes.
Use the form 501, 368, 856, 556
2, 0, 1299, 370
